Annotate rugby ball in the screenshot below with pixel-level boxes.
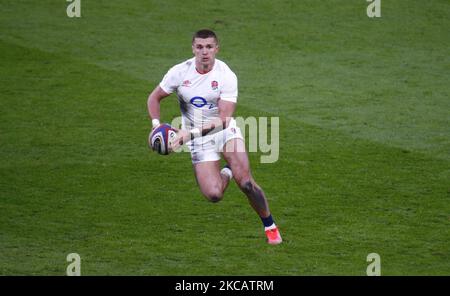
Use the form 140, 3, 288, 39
149, 123, 177, 155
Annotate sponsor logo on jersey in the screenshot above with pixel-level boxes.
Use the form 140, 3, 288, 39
182, 80, 191, 87
211, 80, 218, 90
190, 96, 207, 108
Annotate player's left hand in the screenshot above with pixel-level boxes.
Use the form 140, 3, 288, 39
169, 129, 190, 152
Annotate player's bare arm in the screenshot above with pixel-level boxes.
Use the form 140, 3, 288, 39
170, 99, 236, 150
147, 86, 170, 128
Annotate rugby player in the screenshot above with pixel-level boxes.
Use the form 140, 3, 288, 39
147, 29, 282, 244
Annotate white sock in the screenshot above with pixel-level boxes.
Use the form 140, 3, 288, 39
264, 223, 277, 231
220, 167, 233, 180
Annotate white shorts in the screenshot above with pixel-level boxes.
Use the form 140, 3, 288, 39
187, 119, 244, 164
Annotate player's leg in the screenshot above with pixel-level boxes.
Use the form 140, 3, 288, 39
193, 160, 232, 203
222, 138, 282, 244
222, 138, 270, 216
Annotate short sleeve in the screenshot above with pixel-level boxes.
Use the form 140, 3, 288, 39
220, 70, 238, 103
159, 66, 181, 94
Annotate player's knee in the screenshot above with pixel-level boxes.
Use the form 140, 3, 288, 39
203, 188, 224, 203
206, 193, 223, 203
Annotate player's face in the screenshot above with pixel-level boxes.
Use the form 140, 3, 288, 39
192, 37, 219, 71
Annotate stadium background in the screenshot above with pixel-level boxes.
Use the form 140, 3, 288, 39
0, 0, 448, 275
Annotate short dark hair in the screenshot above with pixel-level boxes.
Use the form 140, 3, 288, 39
192, 29, 218, 44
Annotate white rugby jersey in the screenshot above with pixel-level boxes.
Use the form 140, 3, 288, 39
159, 57, 237, 129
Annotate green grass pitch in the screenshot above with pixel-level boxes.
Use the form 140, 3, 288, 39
0, 0, 449, 275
